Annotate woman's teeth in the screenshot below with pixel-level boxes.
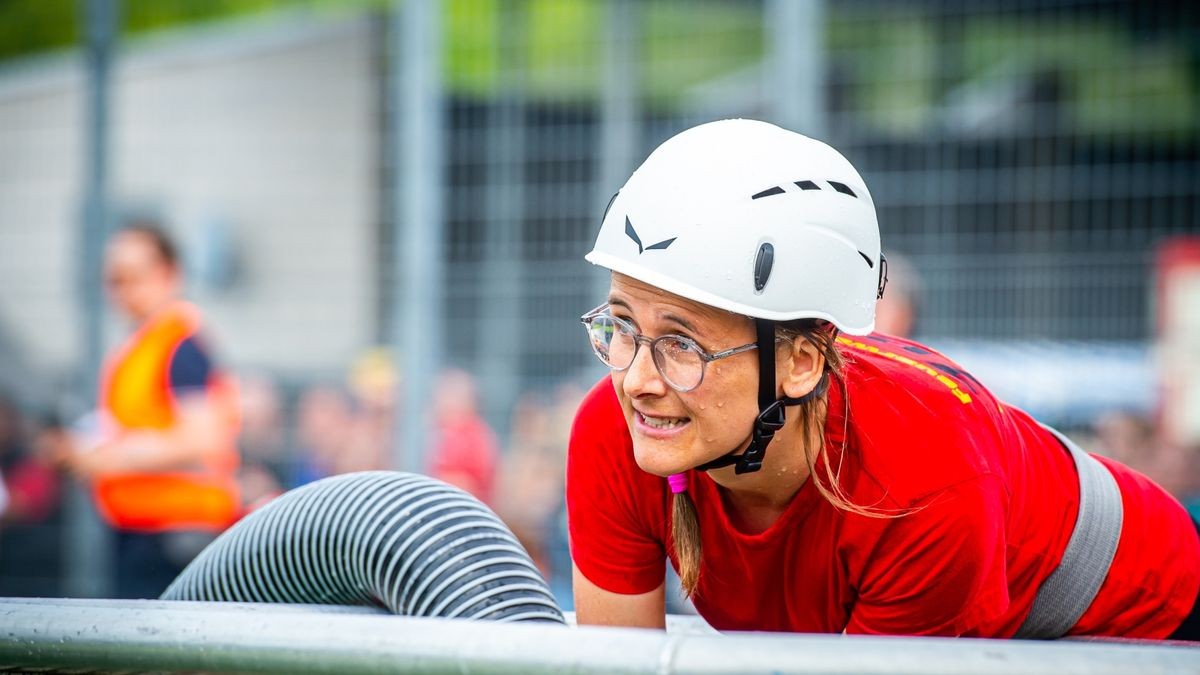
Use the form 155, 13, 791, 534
642, 414, 687, 429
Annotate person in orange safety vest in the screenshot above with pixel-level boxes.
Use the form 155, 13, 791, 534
56, 223, 240, 598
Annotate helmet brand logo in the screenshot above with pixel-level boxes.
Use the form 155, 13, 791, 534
624, 217, 676, 254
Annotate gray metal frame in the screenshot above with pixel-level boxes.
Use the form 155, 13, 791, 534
1, 599, 1197, 674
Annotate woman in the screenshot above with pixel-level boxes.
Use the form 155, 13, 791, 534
566, 119, 1200, 638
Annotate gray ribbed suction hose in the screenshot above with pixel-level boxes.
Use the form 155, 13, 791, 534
162, 471, 564, 624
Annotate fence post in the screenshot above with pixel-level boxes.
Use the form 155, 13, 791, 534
594, 0, 639, 304
391, 0, 445, 473
766, 0, 826, 137
67, 0, 119, 599
477, 1, 527, 441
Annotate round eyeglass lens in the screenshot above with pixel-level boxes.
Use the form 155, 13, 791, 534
587, 315, 636, 370
653, 337, 705, 390
585, 315, 614, 365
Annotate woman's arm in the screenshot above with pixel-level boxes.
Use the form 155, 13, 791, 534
567, 381, 669, 627
61, 393, 233, 477
572, 563, 665, 628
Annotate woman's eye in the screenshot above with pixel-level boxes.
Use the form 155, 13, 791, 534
671, 338, 699, 353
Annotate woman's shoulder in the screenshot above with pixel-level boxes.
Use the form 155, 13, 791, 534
836, 334, 984, 406
834, 333, 1008, 504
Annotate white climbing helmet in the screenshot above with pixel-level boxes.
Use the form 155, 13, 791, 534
586, 119, 883, 335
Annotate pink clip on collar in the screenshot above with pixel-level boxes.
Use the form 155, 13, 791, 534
668, 473, 689, 494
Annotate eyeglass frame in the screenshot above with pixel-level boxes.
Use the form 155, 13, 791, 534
579, 303, 760, 392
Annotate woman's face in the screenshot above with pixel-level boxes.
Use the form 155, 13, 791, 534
607, 273, 764, 477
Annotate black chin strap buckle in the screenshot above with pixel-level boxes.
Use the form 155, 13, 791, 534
757, 399, 788, 432
734, 399, 787, 475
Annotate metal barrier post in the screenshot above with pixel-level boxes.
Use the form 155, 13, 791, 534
66, 0, 118, 600
766, 0, 826, 137
391, 0, 445, 473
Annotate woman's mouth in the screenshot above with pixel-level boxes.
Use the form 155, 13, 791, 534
635, 411, 691, 438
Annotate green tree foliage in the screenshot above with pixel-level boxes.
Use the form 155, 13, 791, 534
0, 0, 79, 62
0, 1, 1192, 139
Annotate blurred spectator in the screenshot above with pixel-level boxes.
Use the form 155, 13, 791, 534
0, 394, 65, 596
236, 375, 286, 509
494, 382, 585, 607
1092, 410, 1158, 469
292, 384, 355, 485
51, 223, 241, 598
1091, 410, 1200, 511
428, 369, 498, 506
496, 390, 559, 567
0, 405, 9, 522
343, 348, 397, 474
874, 251, 922, 338
238, 375, 286, 480
1, 400, 59, 525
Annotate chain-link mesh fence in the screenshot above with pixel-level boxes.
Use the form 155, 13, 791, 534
0, 0, 1195, 603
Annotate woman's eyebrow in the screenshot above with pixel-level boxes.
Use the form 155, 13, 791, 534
607, 297, 632, 311
607, 298, 703, 336
661, 312, 700, 335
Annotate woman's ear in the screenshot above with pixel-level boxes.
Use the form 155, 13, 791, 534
779, 336, 826, 399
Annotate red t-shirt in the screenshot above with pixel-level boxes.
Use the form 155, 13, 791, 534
567, 333, 1200, 637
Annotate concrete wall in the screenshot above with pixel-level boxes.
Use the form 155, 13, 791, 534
0, 14, 380, 384
0, 57, 85, 385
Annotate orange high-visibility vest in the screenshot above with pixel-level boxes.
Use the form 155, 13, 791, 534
95, 301, 240, 532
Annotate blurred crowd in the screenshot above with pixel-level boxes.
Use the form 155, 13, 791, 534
233, 354, 587, 606
0, 362, 585, 604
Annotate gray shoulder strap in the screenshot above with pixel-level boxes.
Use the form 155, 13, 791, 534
1015, 425, 1124, 639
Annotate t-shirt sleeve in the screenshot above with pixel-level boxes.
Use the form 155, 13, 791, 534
566, 380, 666, 595
168, 336, 213, 395
845, 475, 1010, 636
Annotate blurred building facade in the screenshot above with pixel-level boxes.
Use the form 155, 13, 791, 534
0, 15, 379, 383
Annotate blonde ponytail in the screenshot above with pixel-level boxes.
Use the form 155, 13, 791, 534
671, 490, 702, 597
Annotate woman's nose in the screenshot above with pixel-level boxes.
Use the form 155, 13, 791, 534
621, 342, 667, 398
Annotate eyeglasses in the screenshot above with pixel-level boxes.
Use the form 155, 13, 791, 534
580, 304, 759, 392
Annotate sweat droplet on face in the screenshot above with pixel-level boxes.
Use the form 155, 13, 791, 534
716, 402, 724, 408
699, 405, 706, 410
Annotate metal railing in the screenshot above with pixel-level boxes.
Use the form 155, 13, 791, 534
1, 598, 1197, 674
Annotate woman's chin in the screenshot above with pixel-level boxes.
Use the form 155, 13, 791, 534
632, 443, 697, 477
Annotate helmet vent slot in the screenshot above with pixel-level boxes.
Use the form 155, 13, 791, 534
751, 186, 785, 200
794, 180, 821, 191
827, 181, 857, 197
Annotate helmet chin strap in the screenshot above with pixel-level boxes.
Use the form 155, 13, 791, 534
694, 319, 827, 475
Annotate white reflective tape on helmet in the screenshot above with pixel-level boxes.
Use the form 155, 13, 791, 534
586, 119, 882, 335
